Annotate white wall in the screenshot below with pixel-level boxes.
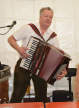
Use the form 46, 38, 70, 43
0, 0, 79, 99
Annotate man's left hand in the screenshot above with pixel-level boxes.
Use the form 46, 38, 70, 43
56, 68, 67, 80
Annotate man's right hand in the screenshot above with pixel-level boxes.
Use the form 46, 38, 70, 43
17, 46, 29, 58
8, 35, 29, 59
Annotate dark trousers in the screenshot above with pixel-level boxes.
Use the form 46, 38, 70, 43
10, 58, 47, 103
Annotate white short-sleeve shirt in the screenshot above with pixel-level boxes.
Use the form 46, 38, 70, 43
13, 22, 59, 48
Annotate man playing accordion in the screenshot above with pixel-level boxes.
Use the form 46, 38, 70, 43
8, 7, 67, 103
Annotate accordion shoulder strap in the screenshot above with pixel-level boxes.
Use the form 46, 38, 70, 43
29, 23, 57, 42
46, 32, 57, 42
29, 23, 45, 41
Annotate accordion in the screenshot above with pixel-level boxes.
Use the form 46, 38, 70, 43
20, 36, 71, 85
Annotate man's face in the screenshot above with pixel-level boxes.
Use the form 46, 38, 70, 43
40, 9, 53, 28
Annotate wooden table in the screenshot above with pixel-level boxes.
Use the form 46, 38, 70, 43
46, 102, 79, 108
1, 102, 79, 108
0, 102, 44, 108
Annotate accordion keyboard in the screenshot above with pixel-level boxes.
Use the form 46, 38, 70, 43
20, 37, 39, 70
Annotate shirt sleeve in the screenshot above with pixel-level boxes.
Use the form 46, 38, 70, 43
13, 24, 31, 41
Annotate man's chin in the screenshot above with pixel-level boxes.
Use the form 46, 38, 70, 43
45, 24, 51, 28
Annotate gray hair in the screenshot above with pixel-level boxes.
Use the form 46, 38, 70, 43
40, 7, 54, 15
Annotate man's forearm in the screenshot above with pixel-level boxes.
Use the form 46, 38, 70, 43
8, 35, 20, 52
